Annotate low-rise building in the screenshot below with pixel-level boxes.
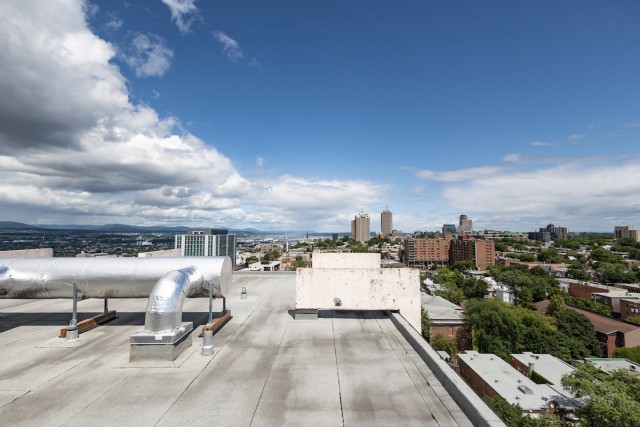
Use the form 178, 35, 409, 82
421, 293, 465, 341
621, 298, 640, 321
248, 260, 281, 271
564, 280, 626, 300
592, 292, 640, 317
585, 358, 640, 376
510, 352, 576, 388
458, 351, 578, 420
535, 300, 640, 357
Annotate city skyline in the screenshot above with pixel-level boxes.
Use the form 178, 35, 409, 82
0, 1, 639, 232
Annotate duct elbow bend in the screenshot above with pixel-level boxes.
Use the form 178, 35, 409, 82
144, 267, 203, 334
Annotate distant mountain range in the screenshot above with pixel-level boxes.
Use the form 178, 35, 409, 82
0, 221, 328, 235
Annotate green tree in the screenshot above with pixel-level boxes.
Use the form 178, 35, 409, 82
613, 346, 640, 364
597, 262, 637, 284
352, 245, 369, 253
262, 249, 281, 261
245, 255, 258, 266
537, 248, 565, 264
421, 307, 431, 340
553, 309, 601, 358
567, 268, 590, 281
431, 334, 458, 355
292, 255, 306, 269
529, 266, 548, 277
626, 316, 640, 326
483, 396, 557, 427
566, 296, 614, 317
590, 247, 622, 264
438, 282, 464, 305
465, 299, 521, 360
452, 260, 474, 272
516, 287, 534, 310
545, 294, 566, 317
562, 363, 640, 427
460, 277, 489, 300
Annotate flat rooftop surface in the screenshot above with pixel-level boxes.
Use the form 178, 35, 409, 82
0, 271, 472, 427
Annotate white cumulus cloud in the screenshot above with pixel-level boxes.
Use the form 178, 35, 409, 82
122, 33, 174, 78
212, 31, 245, 62
161, 0, 199, 34
0, 1, 383, 230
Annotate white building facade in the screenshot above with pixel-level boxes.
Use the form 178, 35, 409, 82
175, 230, 237, 265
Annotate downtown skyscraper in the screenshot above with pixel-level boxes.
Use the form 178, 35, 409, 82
381, 209, 392, 236
351, 213, 371, 242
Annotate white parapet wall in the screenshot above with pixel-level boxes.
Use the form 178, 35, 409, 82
312, 252, 381, 269
296, 253, 421, 332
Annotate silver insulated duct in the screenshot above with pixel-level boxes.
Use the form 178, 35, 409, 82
0, 257, 231, 300
0, 257, 232, 342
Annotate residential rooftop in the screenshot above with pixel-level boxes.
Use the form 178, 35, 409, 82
0, 271, 479, 426
510, 352, 576, 388
458, 351, 576, 412
586, 358, 640, 376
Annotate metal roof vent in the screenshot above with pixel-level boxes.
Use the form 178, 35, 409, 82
518, 385, 533, 395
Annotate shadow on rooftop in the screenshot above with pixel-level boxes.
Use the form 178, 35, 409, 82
0, 311, 213, 333
286, 309, 389, 320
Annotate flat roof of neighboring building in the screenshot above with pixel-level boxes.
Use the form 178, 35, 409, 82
0, 271, 472, 426
511, 352, 576, 387
421, 293, 465, 323
587, 358, 640, 376
592, 292, 640, 299
459, 351, 575, 412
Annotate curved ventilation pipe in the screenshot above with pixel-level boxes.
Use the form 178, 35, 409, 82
144, 267, 204, 334
0, 257, 232, 300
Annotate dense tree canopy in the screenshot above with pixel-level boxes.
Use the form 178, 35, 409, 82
596, 262, 637, 284
553, 309, 601, 358
562, 363, 640, 427
537, 248, 566, 264
612, 346, 640, 364
465, 299, 600, 361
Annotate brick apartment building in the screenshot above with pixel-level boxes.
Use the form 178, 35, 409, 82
404, 237, 451, 269
449, 238, 496, 271
404, 236, 495, 271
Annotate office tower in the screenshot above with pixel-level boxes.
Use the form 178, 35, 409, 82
175, 229, 237, 265
351, 213, 371, 242
442, 224, 457, 235
381, 209, 393, 236
457, 215, 473, 233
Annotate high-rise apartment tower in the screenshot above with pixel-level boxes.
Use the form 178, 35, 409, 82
351, 213, 371, 242
381, 209, 392, 236
458, 215, 473, 233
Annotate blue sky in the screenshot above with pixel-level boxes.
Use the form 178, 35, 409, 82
0, 1, 639, 232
